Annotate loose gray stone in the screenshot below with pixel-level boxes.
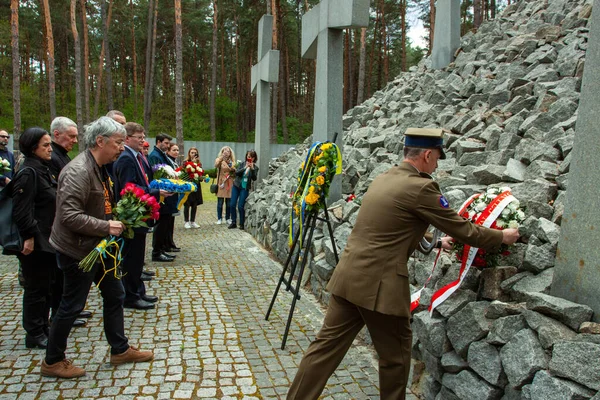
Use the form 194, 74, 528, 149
521, 310, 577, 349
534, 218, 561, 247
441, 351, 469, 373
423, 374, 442, 400
485, 300, 527, 319
435, 289, 478, 319
550, 341, 600, 390
487, 315, 527, 345
454, 140, 487, 160
442, 370, 503, 400
480, 266, 518, 301
422, 347, 444, 381
525, 160, 559, 181
525, 292, 593, 330
468, 341, 507, 387
500, 329, 548, 389
447, 301, 492, 356
530, 370, 596, 400
509, 268, 554, 301
514, 138, 560, 164
472, 165, 505, 185
503, 159, 527, 183
412, 311, 451, 357
522, 243, 556, 273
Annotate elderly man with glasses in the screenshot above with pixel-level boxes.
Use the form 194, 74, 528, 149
113, 122, 172, 310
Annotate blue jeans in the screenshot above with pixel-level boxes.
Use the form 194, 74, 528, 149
230, 185, 249, 226
45, 251, 129, 364
217, 197, 231, 220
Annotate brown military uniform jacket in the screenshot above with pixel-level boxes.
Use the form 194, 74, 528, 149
327, 162, 503, 318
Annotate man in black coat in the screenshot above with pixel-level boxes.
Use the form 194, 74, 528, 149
147, 133, 178, 262
113, 123, 170, 310
48, 117, 91, 327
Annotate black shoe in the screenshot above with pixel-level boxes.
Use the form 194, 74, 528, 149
78, 310, 93, 319
161, 252, 176, 259
239, 225, 244, 230
228, 223, 237, 229
73, 318, 87, 328
152, 254, 174, 262
141, 294, 159, 303
141, 274, 153, 282
142, 270, 156, 276
25, 333, 48, 349
124, 299, 155, 310
166, 247, 181, 252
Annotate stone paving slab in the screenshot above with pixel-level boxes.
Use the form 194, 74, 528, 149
0, 207, 418, 399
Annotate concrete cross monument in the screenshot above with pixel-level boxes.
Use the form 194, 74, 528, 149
431, 0, 461, 69
302, 0, 370, 202
252, 15, 280, 182
551, 0, 600, 322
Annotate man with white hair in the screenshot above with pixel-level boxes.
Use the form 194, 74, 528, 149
42, 117, 153, 378
48, 117, 79, 179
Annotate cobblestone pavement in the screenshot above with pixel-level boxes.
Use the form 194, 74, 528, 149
0, 207, 419, 399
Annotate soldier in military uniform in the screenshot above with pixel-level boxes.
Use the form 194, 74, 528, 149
287, 128, 520, 400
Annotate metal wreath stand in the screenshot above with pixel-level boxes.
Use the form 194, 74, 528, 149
265, 139, 341, 350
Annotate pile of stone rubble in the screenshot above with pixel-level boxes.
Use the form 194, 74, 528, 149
246, 0, 599, 398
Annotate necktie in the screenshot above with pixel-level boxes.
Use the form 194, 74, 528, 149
137, 153, 149, 184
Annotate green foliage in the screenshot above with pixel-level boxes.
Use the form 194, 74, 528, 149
276, 117, 312, 144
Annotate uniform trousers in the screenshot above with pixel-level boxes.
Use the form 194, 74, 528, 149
287, 294, 412, 400
152, 214, 170, 257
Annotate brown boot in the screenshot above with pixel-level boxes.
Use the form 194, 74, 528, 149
110, 345, 154, 366
40, 359, 86, 378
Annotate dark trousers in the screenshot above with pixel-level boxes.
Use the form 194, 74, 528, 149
184, 204, 197, 222
45, 251, 129, 365
287, 295, 412, 400
122, 232, 147, 304
152, 214, 170, 257
18, 251, 56, 337
230, 185, 249, 226
167, 215, 176, 248
217, 197, 230, 220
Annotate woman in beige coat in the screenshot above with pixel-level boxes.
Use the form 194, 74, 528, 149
214, 146, 236, 224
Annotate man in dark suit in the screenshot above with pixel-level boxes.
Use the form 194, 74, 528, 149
113, 123, 170, 310
147, 133, 178, 262
287, 128, 521, 400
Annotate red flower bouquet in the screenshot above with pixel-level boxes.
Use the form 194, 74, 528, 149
176, 161, 204, 183
79, 183, 160, 274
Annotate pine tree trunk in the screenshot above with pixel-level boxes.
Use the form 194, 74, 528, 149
102, 0, 114, 111
210, 0, 218, 141
93, 0, 113, 118
70, 0, 84, 136
270, 0, 279, 144
474, 0, 482, 28
400, 0, 407, 72
41, 0, 56, 120
130, 0, 138, 120
144, 0, 157, 132
174, 0, 184, 155
11, 0, 21, 145
356, 27, 367, 104
80, 0, 90, 123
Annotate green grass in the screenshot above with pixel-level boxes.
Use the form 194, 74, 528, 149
200, 181, 217, 203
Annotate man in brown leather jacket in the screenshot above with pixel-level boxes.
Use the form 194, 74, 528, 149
42, 117, 154, 379
287, 128, 520, 400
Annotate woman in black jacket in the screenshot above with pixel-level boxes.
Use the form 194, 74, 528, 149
12, 127, 57, 349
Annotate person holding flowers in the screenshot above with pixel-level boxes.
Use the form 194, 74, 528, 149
42, 117, 153, 379
113, 122, 171, 310
183, 147, 204, 229
287, 128, 520, 400
228, 150, 258, 230
214, 146, 236, 225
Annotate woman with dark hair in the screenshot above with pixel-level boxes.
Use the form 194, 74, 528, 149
10, 127, 56, 349
183, 147, 203, 229
228, 150, 258, 230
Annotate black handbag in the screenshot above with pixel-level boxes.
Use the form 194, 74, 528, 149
210, 168, 220, 194
0, 167, 35, 252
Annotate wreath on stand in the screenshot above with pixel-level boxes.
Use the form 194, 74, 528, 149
289, 141, 342, 247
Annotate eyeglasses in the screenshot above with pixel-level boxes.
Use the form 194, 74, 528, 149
130, 135, 145, 140
0, 136, 9, 139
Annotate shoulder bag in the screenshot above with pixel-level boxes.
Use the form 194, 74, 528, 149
0, 167, 36, 252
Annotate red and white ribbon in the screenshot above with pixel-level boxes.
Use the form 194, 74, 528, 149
409, 193, 482, 313
427, 190, 515, 315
